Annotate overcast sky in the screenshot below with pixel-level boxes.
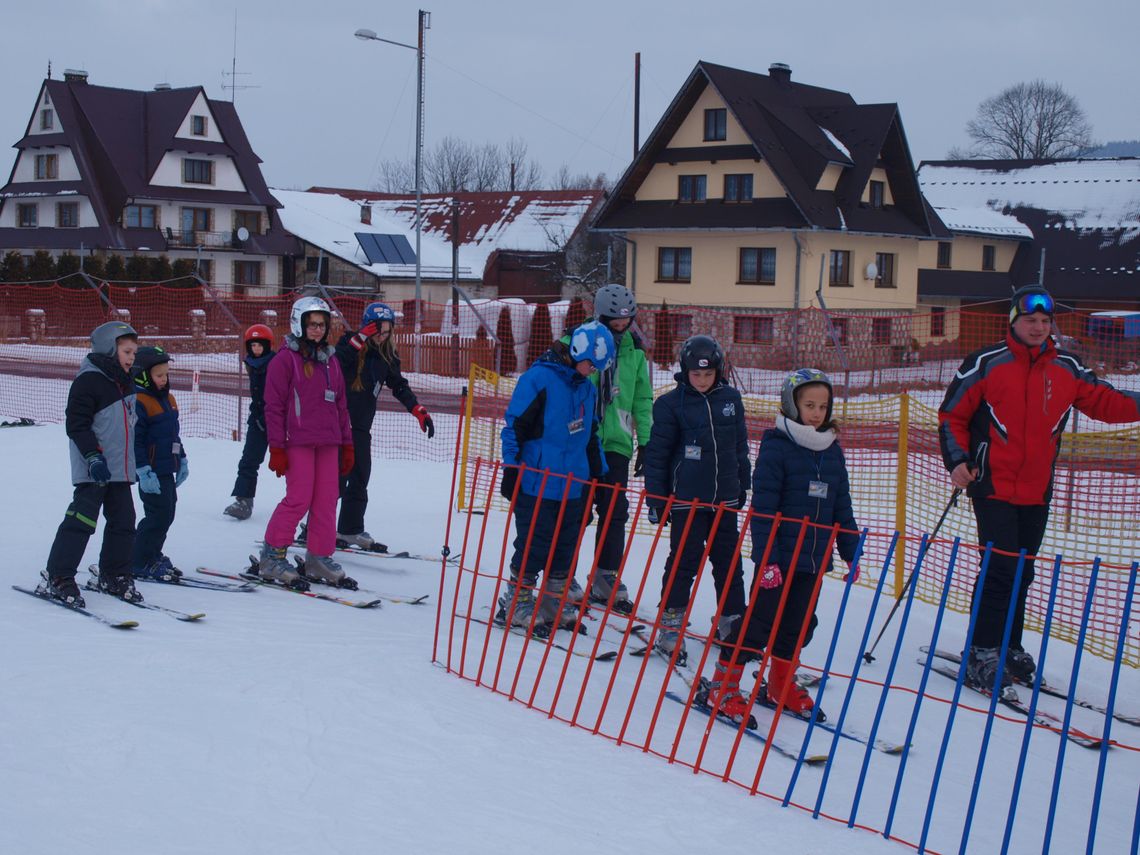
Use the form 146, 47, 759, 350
4, 0, 1138, 192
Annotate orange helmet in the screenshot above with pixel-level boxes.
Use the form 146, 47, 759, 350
244, 323, 274, 349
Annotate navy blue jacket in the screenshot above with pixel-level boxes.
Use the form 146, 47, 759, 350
501, 346, 605, 500
134, 384, 185, 476
334, 333, 419, 432
643, 376, 750, 510
244, 350, 274, 429
749, 425, 860, 575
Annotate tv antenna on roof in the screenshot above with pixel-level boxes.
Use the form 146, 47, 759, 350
222, 10, 259, 103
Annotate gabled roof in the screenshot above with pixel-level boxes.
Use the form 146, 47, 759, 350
918, 158, 1140, 299
296, 187, 601, 281
1, 76, 281, 250
593, 61, 937, 238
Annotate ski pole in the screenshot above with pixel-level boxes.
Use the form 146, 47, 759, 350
862, 487, 961, 664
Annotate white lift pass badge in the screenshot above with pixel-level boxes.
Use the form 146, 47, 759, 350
171, 442, 181, 456
685, 444, 702, 460
324, 389, 337, 403
808, 480, 829, 499
568, 418, 584, 434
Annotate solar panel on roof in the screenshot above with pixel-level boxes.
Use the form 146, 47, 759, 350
355, 232, 416, 265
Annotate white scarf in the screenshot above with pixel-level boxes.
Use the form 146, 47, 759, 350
776, 414, 836, 452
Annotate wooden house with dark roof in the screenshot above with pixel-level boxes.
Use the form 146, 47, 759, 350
592, 61, 1025, 347
0, 69, 299, 294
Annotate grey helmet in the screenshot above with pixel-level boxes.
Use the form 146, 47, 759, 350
289, 295, 332, 339
593, 284, 637, 321
781, 368, 833, 424
90, 320, 137, 357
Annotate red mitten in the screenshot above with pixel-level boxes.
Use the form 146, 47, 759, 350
843, 562, 861, 584
412, 404, 435, 439
339, 444, 355, 476
757, 563, 783, 589
268, 447, 288, 477
350, 322, 380, 350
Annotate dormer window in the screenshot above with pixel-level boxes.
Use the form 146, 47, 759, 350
704, 108, 727, 141
191, 115, 208, 136
183, 158, 214, 185
869, 180, 885, 209
40, 109, 54, 131
678, 175, 707, 203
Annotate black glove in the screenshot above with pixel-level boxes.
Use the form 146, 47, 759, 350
499, 466, 519, 500
86, 452, 111, 485
633, 446, 646, 478
647, 505, 668, 526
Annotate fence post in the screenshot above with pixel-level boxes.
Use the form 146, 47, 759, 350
894, 392, 909, 597
25, 308, 45, 342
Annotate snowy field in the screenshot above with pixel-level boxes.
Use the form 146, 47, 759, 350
1, 423, 1136, 854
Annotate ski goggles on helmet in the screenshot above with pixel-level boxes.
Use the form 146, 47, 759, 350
1010, 290, 1054, 322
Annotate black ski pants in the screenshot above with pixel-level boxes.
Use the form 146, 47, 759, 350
510, 492, 586, 585
132, 474, 177, 570
737, 568, 820, 661
46, 482, 135, 581
231, 419, 268, 498
337, 428, 374, 535
660, 507, 747, 620
970, 498, 1049, 650
592, 451, 631, 573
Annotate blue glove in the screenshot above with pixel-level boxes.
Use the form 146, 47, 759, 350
647, 505, 668, 527
85, 452, 111, 485
136, 465, 161, 494
175, 457, 189, 488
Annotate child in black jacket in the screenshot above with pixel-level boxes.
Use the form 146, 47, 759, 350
38, 321, 143, 606
642, 334, 751, 722
224, 324, 275, 520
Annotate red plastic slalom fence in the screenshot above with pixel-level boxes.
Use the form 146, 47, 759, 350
433, 456, 1140, 854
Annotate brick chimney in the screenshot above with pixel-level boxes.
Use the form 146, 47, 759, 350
768, 62, 791, 85
360, 204, 372, 225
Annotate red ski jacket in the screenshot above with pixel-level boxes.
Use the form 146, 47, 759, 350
939, 331, 1140, 505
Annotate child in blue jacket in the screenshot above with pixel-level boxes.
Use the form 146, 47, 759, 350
740, 368, 860, 721
130, 346, 189, 581
496, 321, 614, 634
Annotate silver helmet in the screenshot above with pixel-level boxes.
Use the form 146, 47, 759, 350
781, 368, 833, 424
289, 296, 332, 339
593, 284, 637, 321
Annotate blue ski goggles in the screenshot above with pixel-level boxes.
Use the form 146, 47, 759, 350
1010, 291, 1054, 322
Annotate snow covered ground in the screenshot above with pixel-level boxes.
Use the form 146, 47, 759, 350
1, 423, 1135, 854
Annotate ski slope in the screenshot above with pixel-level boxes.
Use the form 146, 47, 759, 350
1, 423, 1135, 854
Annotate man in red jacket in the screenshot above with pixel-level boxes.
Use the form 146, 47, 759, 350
939, 285, 1140, 689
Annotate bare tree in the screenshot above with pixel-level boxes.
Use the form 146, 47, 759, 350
373, 136, 546, 193
963, 80, 1094, 159
553, 164, 609, 190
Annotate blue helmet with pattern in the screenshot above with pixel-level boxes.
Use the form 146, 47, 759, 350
781, 368, 833, 424
362, 302, 396, 328
569, 320, 615, 373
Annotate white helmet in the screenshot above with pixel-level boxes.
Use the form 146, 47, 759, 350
290, 296, 331, 339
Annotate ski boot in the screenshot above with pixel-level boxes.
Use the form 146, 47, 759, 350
588, 570, 634, 616
301, 554, 357, 590
1006, 647, 1037, 685
699, 658, 756, 728
966, 646, 1013, 691
90, 567, 144, 603
495, 576, 537, 628
654, 607, 687, 666
539, 576, 584, 633
223, 497, 253, 521
133, 554, 182, 583
38, 571, 85, 608
335, 531, 386, 553
763, 656, 824, 721
258, 542, 309, 590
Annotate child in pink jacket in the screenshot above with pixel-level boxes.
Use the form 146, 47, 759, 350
258, 296, 355, 589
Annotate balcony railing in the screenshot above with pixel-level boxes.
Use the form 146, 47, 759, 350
164, 229, 257, 250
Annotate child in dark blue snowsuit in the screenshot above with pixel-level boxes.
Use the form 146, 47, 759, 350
131, 346, 189, 581
224, 324, 275, 520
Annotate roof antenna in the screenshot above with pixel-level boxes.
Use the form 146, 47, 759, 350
222, 9, 258, 102
47, 60, 52, 80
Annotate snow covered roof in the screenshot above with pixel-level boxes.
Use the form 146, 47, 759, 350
289, 187, 602, 282
918, 159, 1140, 238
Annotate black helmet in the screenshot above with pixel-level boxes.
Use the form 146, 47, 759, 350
133, 346, 171, 389
678, 335, 724, 374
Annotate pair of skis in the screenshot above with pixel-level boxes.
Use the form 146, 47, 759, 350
918, 647, 1111, 749
86, 566, 205, 622
286, 539, 459, 566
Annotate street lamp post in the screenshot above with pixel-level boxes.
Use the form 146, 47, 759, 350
355, 9, 430, 372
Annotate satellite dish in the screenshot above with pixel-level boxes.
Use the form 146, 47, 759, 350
236, 227, 251, 242
864, 262, 878, 280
